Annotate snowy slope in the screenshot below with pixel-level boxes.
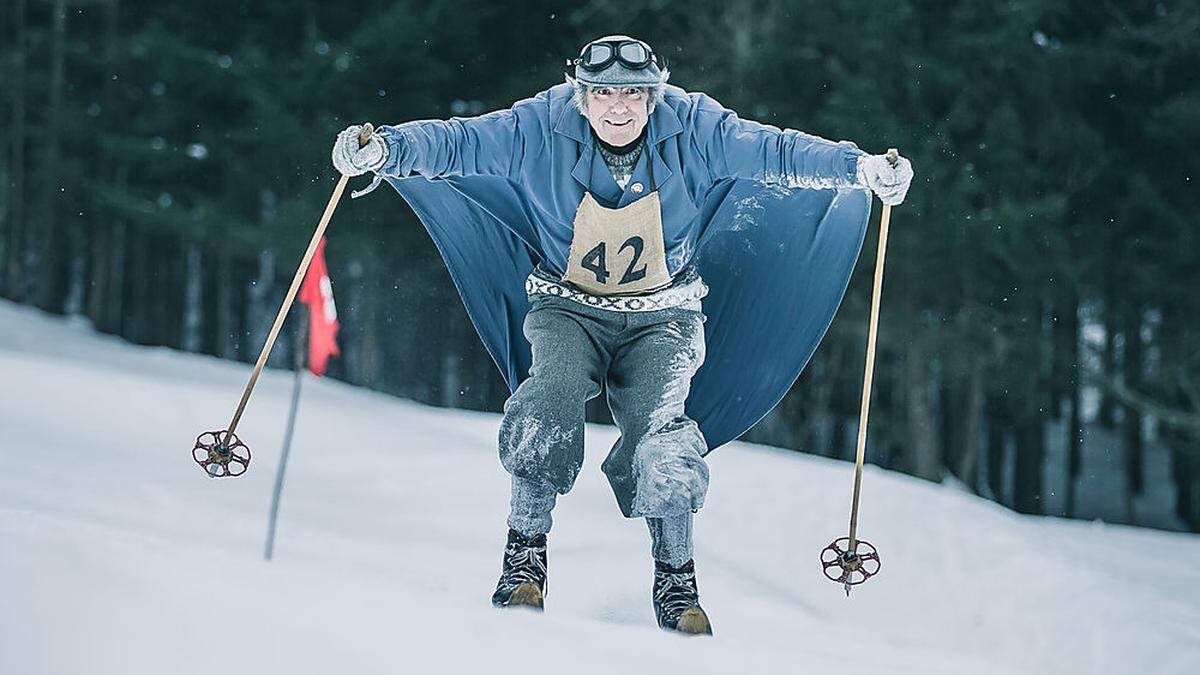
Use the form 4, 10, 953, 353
1, 299, 1197, 675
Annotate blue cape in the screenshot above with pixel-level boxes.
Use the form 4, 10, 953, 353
386, 175, 870, 454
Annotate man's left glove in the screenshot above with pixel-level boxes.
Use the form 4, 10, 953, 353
331, 124, 389, 177
856, 153, 914, 206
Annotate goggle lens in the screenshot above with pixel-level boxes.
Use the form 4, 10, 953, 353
618, 42, 648, 64
583, 43, 613, 67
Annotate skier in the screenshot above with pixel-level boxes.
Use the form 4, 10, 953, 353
331, 35, 913, 635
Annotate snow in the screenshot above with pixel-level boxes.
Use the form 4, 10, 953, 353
1, 299, 1198, 675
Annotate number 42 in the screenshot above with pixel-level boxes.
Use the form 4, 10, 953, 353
581, 236, 647, 286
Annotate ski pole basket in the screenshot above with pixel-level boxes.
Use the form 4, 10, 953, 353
192, 430, 251, 478
820, 537, 881, 588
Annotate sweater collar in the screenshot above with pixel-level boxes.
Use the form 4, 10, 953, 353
592, 127, 647, 155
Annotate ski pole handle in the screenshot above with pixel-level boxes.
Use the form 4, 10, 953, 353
358, 123, 375, 147
350, 123, 385, 200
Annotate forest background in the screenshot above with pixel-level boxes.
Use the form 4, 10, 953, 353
2, 0, 1197, 531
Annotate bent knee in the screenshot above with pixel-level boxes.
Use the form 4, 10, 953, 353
628, 420, 710, 517
499, 407, 583, 493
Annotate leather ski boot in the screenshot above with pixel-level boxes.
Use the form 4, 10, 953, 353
652, 559, 712, 636
491, 529, 548, 610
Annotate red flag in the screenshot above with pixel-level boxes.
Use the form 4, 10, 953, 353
297, 237, 340, 376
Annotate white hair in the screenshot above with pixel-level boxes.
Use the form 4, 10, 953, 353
564, 70, 671, 116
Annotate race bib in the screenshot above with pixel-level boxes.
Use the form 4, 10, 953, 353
564, 192, 672, 296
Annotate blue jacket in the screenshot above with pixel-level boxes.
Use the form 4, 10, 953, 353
378, 83, 872, 453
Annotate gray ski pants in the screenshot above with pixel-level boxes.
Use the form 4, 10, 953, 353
499, 293, 710, 522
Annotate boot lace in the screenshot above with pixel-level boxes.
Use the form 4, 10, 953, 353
654, 570, 698, 619
500, 540, 547, 589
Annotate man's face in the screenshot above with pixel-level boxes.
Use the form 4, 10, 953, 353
585, 86, 649, 147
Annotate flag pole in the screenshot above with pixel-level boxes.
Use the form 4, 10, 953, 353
265, 312, 306, 561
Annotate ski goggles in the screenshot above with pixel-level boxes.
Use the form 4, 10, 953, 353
573, 38, 657, 72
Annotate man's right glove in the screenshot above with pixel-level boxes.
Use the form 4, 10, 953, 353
331, 124, 388, 177
856, 153, 914, 206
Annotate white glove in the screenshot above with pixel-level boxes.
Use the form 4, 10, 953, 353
331, 125, 388, 177
856, 152, 914, 206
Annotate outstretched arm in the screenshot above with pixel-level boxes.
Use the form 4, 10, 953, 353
374, 107, 523, 179
690, 92, 864, 189
689, 92, 915, 204
332, 92, 547, 180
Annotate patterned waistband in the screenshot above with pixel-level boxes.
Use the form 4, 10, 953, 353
525, 270, 708, 313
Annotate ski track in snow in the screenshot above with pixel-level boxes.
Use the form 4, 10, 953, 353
1, 299, 1197, 675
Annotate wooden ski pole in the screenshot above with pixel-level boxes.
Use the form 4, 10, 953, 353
191, 124, 375, 477
819, 148, 899, 592
847, 148, 899, 551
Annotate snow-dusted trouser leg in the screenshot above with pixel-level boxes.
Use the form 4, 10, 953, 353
499, 296, 608, 503
647, 512, 694, 567
507, 475, 559, 536
602, 307, 710, 519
